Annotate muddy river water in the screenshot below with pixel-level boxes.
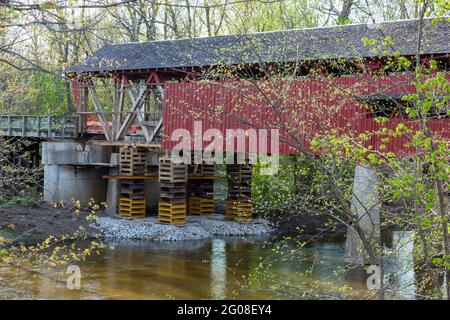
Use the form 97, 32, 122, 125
0, 233, 418, 299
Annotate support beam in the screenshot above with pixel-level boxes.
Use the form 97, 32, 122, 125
87, 85, 112, 141
118, 77, 126, 129
115, 85, 148, 141
148, 83, 164, 142
78, 85, 88, 135
127, 87, 152, 142
148, 118, 163, 142
105, 153, 120, 216
111, 80, 119, 139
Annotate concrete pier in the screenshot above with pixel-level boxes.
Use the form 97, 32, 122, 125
344, 164, 381, 265
105, 153, 120, 216
43, 141, 112, 205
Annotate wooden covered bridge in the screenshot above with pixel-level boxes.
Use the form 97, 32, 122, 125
1, 18, 448, 225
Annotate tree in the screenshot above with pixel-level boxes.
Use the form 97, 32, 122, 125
163, 9, 448, 298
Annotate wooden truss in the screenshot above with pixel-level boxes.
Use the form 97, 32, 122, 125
78, 73, 163, 143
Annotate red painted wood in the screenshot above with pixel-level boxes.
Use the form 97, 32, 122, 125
161, 74, 449, 156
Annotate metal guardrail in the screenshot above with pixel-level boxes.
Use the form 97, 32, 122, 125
0, 115, 78, 139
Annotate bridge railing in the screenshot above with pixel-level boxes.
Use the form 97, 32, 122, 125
0, 115, 78, 139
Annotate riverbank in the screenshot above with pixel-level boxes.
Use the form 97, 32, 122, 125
0, 203, 97, 243
0, 203, 273, 243
267, 210, 346, 239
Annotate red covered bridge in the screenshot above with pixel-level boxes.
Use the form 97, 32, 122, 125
161, 74, 449, 156
15, 17, 445, 223
67, 17, 449, 158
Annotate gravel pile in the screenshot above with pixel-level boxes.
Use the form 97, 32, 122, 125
93, 214, 273, 241
194, 215, 273, 237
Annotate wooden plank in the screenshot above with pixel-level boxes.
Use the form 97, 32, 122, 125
102, 174, 224, 180
128, 88, 152, 142
89, 141, 161, 148
158, 200, 187, 225
88, 85, 112, 140
148, 117, 163, 142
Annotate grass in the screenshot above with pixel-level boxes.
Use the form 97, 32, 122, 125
0, 195, 41, 208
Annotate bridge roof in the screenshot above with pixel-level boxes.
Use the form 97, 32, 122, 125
68, 17, 450, 75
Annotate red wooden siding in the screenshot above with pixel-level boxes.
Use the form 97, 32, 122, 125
162, 74, 449, 156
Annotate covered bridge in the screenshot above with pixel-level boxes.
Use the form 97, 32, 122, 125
3, 17, 445, 222
67, 17, 450, 157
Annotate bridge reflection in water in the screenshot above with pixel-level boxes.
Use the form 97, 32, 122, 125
0, 235, 423, 300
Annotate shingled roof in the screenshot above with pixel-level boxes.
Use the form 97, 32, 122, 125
68, 17, 450, 74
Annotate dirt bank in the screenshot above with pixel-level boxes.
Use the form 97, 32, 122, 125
267, 210, 346, 239
0, 202, 98, 244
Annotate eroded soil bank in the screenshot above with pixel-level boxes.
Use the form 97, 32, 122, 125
267, 211, 346, 240
0, 202, 97, 243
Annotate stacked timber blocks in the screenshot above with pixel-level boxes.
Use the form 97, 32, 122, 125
189, 196, 215, 216
158, 156, 188, 224
188, 162, 216, 216
118, 147, 147, 219
226, 164, 253, 222
119, 147, 147, 176
201, 163, 216, 176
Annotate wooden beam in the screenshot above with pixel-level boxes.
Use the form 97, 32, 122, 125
118, 80, 125, 131
148, 117, 162, 142
115, 84, 148, 140
102, 174, 224, 180
87, 85, 112, 140
89, 140, 161, 148
148, 84, 164, 142
80, 86, 88, 134
127, 87, 152, 142
103, 174, 159, 180
193, 164, 200, 174
111, 80, 118, 138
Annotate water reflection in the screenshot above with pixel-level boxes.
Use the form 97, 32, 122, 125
211, 239, 226, 299
385, 231, 415, 297
0, 234, 426, 300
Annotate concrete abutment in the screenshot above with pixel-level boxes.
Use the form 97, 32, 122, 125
43, 140, 112, 205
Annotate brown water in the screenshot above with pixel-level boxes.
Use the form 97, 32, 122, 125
0, 236, 415, 300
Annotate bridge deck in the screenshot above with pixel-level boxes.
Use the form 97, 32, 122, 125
0, 115, 78, 139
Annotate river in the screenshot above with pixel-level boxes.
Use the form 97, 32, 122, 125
0, 233, 418, 300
